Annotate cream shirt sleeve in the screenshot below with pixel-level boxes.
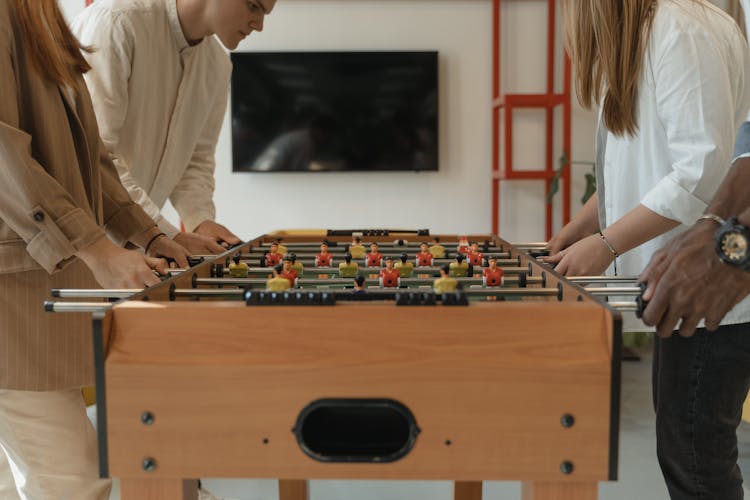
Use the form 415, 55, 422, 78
169, 80, 228, 232
72, 10, 181, 238
640, 29, 746, 225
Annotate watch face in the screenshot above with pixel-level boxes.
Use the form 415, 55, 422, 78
720, 230, 749, 264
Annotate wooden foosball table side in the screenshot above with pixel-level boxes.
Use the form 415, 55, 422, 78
89, 232, 621, 500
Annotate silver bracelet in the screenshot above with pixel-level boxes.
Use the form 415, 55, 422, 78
697, 213, 726, 226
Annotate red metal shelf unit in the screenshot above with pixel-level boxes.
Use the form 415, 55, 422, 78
492, 0, 572, 239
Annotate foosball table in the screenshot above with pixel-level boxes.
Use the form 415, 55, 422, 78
47, 229, 636, 500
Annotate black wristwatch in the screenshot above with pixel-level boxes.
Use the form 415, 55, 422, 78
715, 216, 750, 272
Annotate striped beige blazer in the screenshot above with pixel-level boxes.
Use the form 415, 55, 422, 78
0, 1, 155, 390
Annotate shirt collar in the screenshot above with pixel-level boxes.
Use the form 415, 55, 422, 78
166, 0, 190, 52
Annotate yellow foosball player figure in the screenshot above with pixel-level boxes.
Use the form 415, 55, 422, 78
339, 253, 360, 278
289, 252, 304, 277
429, 237, 446, 259
395, 253, 414, 278
275, 238, 288, 255
348, 236, 366, 259
280, 255, 299, 287
266, 264, 291, 292
449, 253, 472, 277
379, 256, 401, 288
228, 254, 249, 278
433, 264, 459, 294
482, 255, 504, 287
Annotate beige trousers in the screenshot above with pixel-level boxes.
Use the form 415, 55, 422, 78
0, 388, 111, 499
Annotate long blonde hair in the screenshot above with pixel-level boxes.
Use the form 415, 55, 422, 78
562, 0, 657, 137
13, 0, 91, 87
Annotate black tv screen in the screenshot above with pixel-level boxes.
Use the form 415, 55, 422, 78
231, 51, 438, 172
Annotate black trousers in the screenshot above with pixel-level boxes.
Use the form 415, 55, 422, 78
653, 323, 750, 500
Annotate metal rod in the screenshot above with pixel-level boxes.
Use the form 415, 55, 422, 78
51, 289, 141, 299
584, 287, 644, 296
567, 276, 639, 283
608, 302, 640, 312
511, 242, 548, 249
44, 302, 112, 313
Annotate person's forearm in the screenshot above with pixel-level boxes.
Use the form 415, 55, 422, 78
129, 225, 162, 249
601, 205, 680, 256
566, 193, 600, 238
706, 158, 750, 219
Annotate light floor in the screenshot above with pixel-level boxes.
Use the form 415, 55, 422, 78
110, 345, 750, 500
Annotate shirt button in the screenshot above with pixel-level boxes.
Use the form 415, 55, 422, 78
33, 211, 44, 222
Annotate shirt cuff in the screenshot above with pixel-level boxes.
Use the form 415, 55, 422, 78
25, 206, 106, 274
104, 202, 157, 246
640, 176, 708, 226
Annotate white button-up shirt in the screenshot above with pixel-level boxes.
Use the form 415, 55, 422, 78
599, 0, 750, 327
73, 0, 232, 236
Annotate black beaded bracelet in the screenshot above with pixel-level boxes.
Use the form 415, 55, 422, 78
144, 232, 166, 254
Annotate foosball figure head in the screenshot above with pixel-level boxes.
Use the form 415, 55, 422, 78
384, 256, 394, 270
320, 242, 329, 253
440, 264, 450, 277
420, 242, 429, 253
344, 252, 352, 264
273, 263, 283, 276
232, 254, 241, 265
400, 253, 408, 263
488, 255, 498, 269
470, 241, 479, 253
370, 242, 379, 252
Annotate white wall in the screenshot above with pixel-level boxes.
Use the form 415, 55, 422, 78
61, 0, 598, 242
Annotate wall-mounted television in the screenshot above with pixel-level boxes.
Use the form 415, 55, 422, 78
230, 51, 438, 173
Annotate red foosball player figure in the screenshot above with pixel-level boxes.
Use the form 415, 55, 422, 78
395, 253, 414, 278
348, 236, 366, 259
366, 242, 383, 267
429, 237, 446, 259
280, 255, 299, 287
449, 253, 472, 277
379, 256, 401, 288
415, 242, 434, 267
433, 264, 459, 294
228, 254, 249, 278
339, 253, 359, 278
315, 242, 334, 267
266, 264, 291, 292
264, 241, 283, 267
482, 255, 504, 287
456, 236, 470, 255
289, 252, 304, 277
467, 241, 484, 267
